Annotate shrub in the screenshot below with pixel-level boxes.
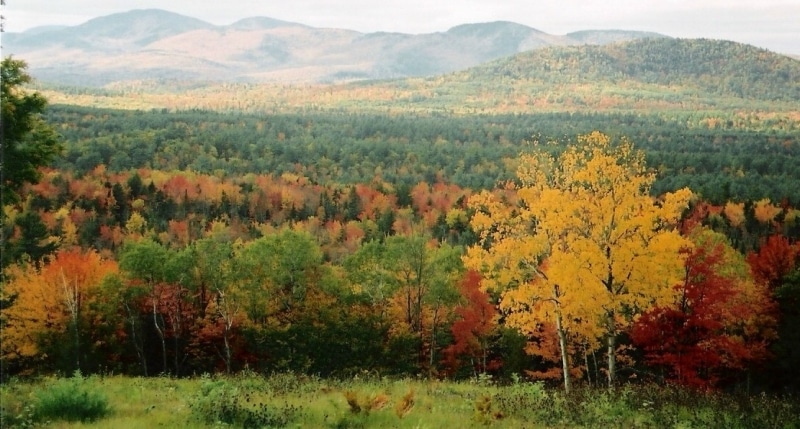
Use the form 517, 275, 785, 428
394, 389, 414, 419
491, 377, 549, 424
34, 373, 110, 423
188, 376, 302, 429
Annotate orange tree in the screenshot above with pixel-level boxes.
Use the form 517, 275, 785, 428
1, 248, 118, 374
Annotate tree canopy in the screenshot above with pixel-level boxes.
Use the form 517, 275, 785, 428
465, 132, 692, 391
1, 57, 62, 207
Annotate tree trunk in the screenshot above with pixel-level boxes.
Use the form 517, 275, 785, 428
124, 301, 148, 376
584, 342, 592, 387
429, 305, 438, 377
223, 331, 232, 375
153, 300, 167, 374
555, 308, 571, 394
607, 311, 616, 388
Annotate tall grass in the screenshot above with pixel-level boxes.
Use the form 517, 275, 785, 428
1, 372, 797, 428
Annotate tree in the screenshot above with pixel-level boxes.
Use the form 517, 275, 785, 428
119, 239, 172, 374
443, 270, 499, 377
631, 228, 777, 388
746, 234, 800, 390
746, 234, 799, 289
1, 57, 62, 206
465, 132, 692, 391
5, 209, 58, 268
1, 248, 118, 374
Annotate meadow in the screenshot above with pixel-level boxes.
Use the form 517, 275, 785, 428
1, 372, 798, 428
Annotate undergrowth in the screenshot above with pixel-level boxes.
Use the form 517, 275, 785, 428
1, 372, 797, 428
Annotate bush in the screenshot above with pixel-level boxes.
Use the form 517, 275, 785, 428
188, 375, 302, 429
34, 373, 110, 423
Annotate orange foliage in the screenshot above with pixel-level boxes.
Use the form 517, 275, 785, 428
1, 249, 119, 361
723, 202, 746, 228
753, 199, 782, 224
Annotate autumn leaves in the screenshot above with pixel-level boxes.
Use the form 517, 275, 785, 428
0, 131, 783, 390
464, 131, 773, 391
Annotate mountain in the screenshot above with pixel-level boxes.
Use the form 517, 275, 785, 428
3, 8, 668, 86
460, 38, 800, 102
7, 9, 214, 50
566, 30, 669, 45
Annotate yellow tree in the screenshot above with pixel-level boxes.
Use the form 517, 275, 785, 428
465, 132, 692, 390
1, 248, 118, 372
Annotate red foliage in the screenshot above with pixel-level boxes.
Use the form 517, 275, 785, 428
443, 271, 500, 375
746, 234, 800, 289
631, 238, 774, 389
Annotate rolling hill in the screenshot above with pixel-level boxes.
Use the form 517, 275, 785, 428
4, 8, 669, 86
459, 38, 800, 102
36, 35, 800, 117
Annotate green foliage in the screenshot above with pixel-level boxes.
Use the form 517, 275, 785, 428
0, 57, 62, 206
33, 372, 111, 423
188, 374, 302, 428
45, 105, 800, 205
491, 377, 548, 421
3, 375, 799, 428
468, 39, 800, 102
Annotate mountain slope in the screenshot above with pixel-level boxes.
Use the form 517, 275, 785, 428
9, 9, 214, 51
3, 8, 667, 86
462, 38, 800, 102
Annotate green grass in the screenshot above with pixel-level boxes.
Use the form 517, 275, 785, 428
1, 373, 798, 428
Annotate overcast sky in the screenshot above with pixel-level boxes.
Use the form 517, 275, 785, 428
3, 0, 799, 55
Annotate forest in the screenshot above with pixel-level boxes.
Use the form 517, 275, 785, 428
43, 104, 800, 204
2, 44, 800, 426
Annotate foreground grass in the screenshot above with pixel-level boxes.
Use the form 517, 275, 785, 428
1, 372, 798, 428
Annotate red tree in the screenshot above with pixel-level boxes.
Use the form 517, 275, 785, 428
631, 229, 776, 389
746, 234, 800, 289
443, 271, 499, 376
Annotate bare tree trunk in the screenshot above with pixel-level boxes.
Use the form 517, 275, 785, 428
584, 342, 592, 387
61, 271, 81, 372
429, 301, 441, 377
607, 311, 616, 388
124, 301, 148, 376
153, 300, 167, 375
223, 332, 232, 375
555, 308, 571, 394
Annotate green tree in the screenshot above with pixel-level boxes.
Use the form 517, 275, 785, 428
1, 57, 62, 206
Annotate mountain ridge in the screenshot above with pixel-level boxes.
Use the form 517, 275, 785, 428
4, 8, 672, 86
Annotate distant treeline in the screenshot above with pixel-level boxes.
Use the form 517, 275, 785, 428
47, 105, 800, 205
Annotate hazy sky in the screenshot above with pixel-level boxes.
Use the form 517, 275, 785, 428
3, 0, 799, 55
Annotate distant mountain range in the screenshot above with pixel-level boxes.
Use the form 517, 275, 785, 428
4, 8, 672, 86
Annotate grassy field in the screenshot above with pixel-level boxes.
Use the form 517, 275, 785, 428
1, 372, 798, 428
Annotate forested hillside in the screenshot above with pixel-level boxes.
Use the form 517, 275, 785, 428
46, 105, 800, 204
3, 35, 800, 399
466, 38, 800, 102
37, 38, 800, 116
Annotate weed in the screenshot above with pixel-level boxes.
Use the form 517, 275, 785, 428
473, 394, 504, 425
188, 376, 302, 428
344, 390, 362, 414
394, 388, 415, 419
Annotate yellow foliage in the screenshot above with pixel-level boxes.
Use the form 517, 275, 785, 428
723, 202, 745, 228
394, 389, 415, 419
1, 249, 119, 362
464, 132, 692, 382
753, 198, 781, 224
125, 211, 147, 235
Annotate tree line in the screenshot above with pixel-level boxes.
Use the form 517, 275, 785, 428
45, 104, 800, 205
2, 58, 799, 393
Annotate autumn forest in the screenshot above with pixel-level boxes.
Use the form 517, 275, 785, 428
2, 39, 800, 408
